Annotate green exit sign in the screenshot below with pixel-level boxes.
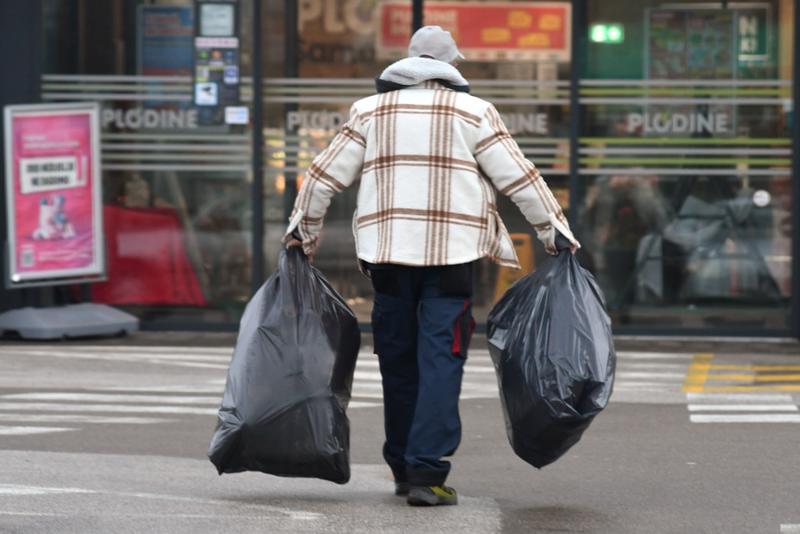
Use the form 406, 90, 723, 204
590, 23, 624, 44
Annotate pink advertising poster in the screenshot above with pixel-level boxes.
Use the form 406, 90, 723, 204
4, 103, 104, 286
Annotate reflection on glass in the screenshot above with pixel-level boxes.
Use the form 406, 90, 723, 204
582, 0, 793, 329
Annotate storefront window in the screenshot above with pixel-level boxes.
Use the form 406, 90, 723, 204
34, 0, 796, 334
264, 0, 574, 322
42, 0, 255, 325
580, 0, 794, 330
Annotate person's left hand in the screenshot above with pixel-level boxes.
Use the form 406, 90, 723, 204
547, 243, 580, 256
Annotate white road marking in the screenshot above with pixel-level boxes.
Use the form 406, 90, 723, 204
357, 358, 495, 366
464, 367, 499, 373
348, 401, 383, 409
0, 426, 76, 436
616, 371, 686, 379
616, 362, 689, 370
0, 414, 169, 424
352, 370, 379, 381
0, 392, 221, 405
100, 488, 324, 521
690, 414, 800, 423
0, 511, 68, 516
0, 511, 315, 519
98, 385, 225, 393
687, 393, 794, 402
75, 351, 232, 362
4, 345, 232, 355
616, 352, 693, 360
0, 483, 323, 521
0, 349, 229, 370
613, 381, 682, 387
781, 525, 800, 533
0, 484, 95, 496
0, 403, 217, 416
0, 347, 691, 413
353, 381, 383, 395
688, 404, 799, 412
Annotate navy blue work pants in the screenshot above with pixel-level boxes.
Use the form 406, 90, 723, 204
367, 262, 475, 487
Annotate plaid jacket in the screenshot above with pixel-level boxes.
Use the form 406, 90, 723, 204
288, 78, 578, 269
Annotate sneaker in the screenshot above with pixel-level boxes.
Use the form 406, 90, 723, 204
406, 485, 458, 506
394, 481, 410, 496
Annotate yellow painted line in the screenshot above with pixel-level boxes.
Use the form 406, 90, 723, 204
706, 373, 800, 382
686, 385, 800, 393
682, 353, 714, 393
709, 364, 800, 372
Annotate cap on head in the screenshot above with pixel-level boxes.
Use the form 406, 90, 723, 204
408, 25, 465, 63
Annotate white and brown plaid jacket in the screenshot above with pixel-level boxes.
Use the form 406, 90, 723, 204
288, 58, 579, 268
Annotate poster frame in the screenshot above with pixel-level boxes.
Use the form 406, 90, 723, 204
3, 101, 106, 288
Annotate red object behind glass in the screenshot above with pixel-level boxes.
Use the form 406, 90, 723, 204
91, 205, 206, 306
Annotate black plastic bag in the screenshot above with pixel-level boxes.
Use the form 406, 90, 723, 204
208, 247, 360, 483
487, 235, 615, 468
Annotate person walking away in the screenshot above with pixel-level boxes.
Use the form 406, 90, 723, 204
286, 25, 580, 506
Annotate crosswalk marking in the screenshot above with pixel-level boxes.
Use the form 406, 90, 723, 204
348, 401, 382, 409
690, 414, 800, 424
0, 484, 95, 496
0, 403, 218, 416
781, 524, 800, 533
614, 381, 678, 387
710, 364, 800, 372
0, 349, 230, 370
0, 345, 702, 439
0, 414, 168, 424
616, 371, 686, 379
687, 404, 798, 412
0, 426, 75, 436
684, 354, 800, 423
701, 373, 800, 382
616, 352, 693, 360
687, 393, 794, 402
0, 393, 221, 405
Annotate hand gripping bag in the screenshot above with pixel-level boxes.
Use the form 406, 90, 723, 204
208, 247, 360, 483
487, 234, 615, 468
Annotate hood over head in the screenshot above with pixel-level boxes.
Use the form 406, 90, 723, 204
375, 57, 470, 93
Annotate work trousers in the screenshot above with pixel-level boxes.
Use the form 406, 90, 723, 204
367, 261, 475, 487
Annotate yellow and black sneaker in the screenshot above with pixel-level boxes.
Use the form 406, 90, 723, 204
394, 481, 410, 496
406, 485, 458, 506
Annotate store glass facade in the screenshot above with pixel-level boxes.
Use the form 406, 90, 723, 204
30, 0, 798, 334
580, 0, 795, 331
263, 1, 574, 322
41, 0, 256, 325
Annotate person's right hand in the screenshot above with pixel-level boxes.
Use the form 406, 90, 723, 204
285, 238, 314, 262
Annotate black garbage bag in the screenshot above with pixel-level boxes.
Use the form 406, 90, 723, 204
487, 234, 615, 468
208, 247, 360, 483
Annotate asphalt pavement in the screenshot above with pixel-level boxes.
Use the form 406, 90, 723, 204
0, 334, 798, 534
